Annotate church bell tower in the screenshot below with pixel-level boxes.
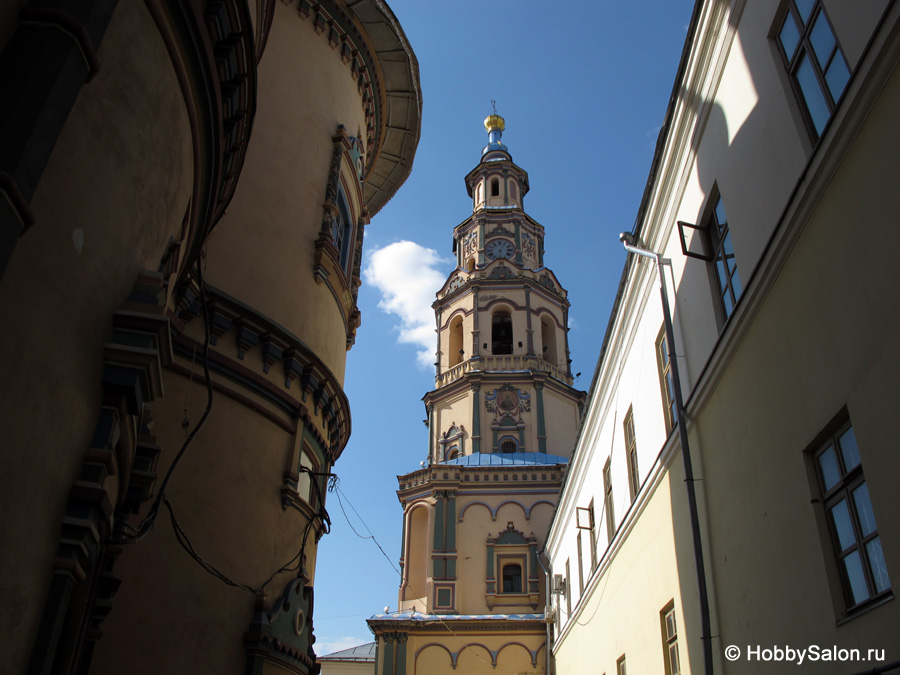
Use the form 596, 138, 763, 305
368, 114, 586, 674
428, 111, 582, 464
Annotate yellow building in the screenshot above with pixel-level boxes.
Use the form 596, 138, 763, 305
0, 1, 419, 673
546, 0, 900, 673
367, 115, 585, 675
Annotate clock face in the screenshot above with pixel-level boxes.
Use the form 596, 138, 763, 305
486, 239, 514, 261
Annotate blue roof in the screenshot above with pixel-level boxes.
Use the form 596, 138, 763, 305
440, 451, 568, 466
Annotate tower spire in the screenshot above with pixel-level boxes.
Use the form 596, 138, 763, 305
482, 104, 508, 156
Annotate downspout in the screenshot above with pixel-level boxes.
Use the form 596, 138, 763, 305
536, 551, 553, 675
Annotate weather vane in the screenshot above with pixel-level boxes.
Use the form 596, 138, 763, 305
491, 100, 497, 114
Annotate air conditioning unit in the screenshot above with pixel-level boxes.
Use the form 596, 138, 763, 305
551, 574, 566, 595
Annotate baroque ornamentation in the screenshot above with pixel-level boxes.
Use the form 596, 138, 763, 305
485, 384, 531, 416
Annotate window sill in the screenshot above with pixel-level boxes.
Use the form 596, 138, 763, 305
835, 592, 893, 626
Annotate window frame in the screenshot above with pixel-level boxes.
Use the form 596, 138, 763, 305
501, 562, 523, 594
655, 326, 676, 434
333, 184, 355, 274
603, 458, 615, 544
705, 195, 742, 324
589, 498, 598, 571
810, 415, 891, 614
499, 436, 518, 454
577, 530, 585, 594
660, 601, 681, 675
774, 0, 851, 140
623, 405, 639, 501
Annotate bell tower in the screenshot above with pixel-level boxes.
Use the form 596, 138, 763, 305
428, 113, 581, 465
369, 114, 586, 675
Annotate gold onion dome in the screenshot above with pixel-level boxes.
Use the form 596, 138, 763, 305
484, 113, 505, 133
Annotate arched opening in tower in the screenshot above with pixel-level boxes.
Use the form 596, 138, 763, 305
492, 311, 513, 355
541, 316, 558, 364
404, 507, 429, 604
449, 316, 464, 366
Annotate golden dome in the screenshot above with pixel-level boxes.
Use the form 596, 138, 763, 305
484, 113, 505, 133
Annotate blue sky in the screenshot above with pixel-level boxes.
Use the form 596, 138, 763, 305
313, 0, 695, 655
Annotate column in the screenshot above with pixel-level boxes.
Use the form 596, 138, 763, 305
472, 289, 481, 359
535, 382, 547, 453
446, 493, 457, 578
396, 633, 408, 675
472, 384, 481, 453
524, 286, 535, 356
427, 404, 435, 463
433, 491, 445, 579
382, 633, 395, 675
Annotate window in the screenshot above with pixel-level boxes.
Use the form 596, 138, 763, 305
624, 406, 639, 501
661, 602, 681, 675
500, 438, 518, 453
502, 563, 522, 593
706, 196, 742, 321
492, 311, 513, 354
577, 531, 584, 594
812, 418, 890, 610
656, 327, 676, 434
603, 459, 615, 543
333, 186, 354, 272
589, 499, 598, 571
617, 654, 627, 675
777, 0, 850, 138
298, 445, 322, 510
490, 177, 500, 197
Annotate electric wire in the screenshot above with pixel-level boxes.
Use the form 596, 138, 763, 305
112, 254, 332, 598
331, 480, 400, 577
114, 255, 215, 545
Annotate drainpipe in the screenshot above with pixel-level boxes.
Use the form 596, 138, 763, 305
620, 233, 714, 675
536, 551, 553, 675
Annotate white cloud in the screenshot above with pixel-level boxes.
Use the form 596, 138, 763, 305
363, 241, 450, 369
315, 635, 371, 657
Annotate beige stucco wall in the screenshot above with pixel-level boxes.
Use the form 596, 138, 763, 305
691, 58, 900, 670
409, 631, 545, 674
554, 469, 693, 675
0, 2, 193, 670
319, 661, 374, 675
548, 2, 900, 674
205, 2, 369, 384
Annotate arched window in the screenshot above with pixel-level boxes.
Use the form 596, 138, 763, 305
492, 311, 513, 355
490, 177, 500, 197
509, 181, 518, 203
448, 316, 464, 367
466, 257, 476, 272
500, 437, 518, 454
446, 446, 459, 461
502, 563, 522, 593
541, 316, 557, 365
